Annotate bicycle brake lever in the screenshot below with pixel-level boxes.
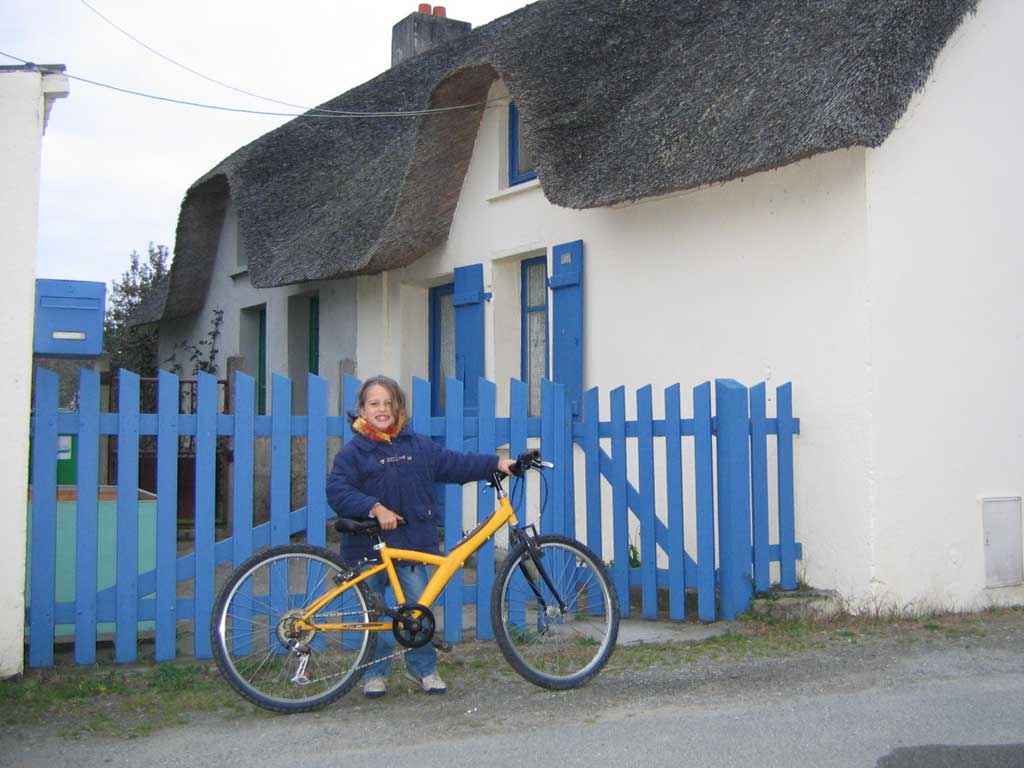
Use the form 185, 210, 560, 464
539, 461, 555, 469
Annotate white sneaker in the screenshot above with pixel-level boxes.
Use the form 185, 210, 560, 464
362, 676, 387, 698
405, 671, 447, 694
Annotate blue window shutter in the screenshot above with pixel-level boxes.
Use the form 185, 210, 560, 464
453, 263, 487, 414
550, 240, 584, 415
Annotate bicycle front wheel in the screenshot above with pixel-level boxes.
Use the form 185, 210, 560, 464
491, 534, 619, 690
211, 544, 377, 713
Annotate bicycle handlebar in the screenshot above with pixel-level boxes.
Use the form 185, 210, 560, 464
509, 449, 554, 476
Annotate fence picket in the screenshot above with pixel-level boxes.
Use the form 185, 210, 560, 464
343, 375, 360, 445
636, 385, 657, 619
231, 373, 255, 567
750, 383, 771, 593
541, 380, 562, 536
193, 371, 218, 659
715, 379, 753, 620
29, 367, 59, 668
508, 378, 529, 630
270, 374, 292, 549
582, 388, 603, 562
777, 383, 798, 590
74, 370, 100, 664
228, 372, 255, 657
412, 377, 430, 433
476, 378, 497, 641
443, 377, 465, 642
693, 382, 716, 622
664, 384, 686, 620
563, 383, 577, 542
306, 375, 328, 546
155, 370, 180, 661
115, 370, 140, 663
609, 386, 630, 617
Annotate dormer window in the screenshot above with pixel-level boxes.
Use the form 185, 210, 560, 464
508, 101, 537, 186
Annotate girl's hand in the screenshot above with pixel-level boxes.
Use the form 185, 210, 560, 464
497, 458, 517, 476
370, 504, 404, 531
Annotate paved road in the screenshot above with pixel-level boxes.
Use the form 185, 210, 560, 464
4, 616, 1023, 768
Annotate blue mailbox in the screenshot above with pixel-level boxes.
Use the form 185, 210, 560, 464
33, 279, 106, 357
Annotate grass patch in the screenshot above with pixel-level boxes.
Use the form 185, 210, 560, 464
0, 661, 253, 738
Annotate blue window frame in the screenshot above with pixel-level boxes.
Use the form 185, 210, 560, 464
429, 282, 455, 414
508, 101, 537, 186
521, 256, 549, 417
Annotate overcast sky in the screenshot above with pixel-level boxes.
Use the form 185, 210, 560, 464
4, 0, 529, 288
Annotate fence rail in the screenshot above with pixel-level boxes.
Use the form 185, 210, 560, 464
27, 368, 801, 668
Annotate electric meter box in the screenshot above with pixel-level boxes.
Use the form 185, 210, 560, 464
33, 279, 106, 357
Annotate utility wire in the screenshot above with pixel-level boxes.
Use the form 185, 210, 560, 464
0, 50, 495, 118
75, 0, 353, 115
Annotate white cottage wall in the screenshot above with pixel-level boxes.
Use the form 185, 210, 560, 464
159, 197, 359, 416
863, 0, 1024, 609
0, 67, 68, 676
357, 81, 879, 603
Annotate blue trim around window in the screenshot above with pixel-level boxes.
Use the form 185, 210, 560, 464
521, 256, 549, 415
429, 282, 454, 415
508, 101, 537, 187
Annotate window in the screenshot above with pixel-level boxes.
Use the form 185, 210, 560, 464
521, 256, 548, 416
308, 295, 319, 376
429, 282, 455, 414
240, 305, 267, 415
508, 101, 537, 186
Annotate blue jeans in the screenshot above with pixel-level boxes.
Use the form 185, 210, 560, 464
364, 563, 437, 679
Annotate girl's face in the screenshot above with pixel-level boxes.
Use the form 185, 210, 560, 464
360, 384, 396, 431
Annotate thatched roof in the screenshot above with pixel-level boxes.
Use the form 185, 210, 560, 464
155, 0, 978, 322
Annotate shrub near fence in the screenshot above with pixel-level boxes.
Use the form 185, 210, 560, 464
27, 368, 801, 669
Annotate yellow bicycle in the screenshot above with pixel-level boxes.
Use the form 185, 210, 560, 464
211, 450, 619, 712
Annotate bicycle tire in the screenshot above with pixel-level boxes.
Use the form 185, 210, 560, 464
210, 543, 377, 713
491, 534, 619, 690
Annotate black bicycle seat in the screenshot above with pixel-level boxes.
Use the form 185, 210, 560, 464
333, 517, 383, 536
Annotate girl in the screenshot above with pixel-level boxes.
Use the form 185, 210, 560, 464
326, 375, 515, 697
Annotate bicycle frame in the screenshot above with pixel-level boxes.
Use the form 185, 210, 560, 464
294, 475, 519, 634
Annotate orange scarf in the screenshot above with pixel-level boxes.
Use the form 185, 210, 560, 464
351, 415, 407, 443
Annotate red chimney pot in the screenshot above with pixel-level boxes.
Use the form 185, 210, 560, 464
433, 6, 446, 17
418, 4, 431, 13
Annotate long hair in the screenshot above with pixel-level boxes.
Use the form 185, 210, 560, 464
350, 375, 408, 426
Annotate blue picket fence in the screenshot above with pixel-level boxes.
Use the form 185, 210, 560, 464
27, 367, 801, 668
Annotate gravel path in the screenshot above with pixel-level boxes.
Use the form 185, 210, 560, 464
3, 611, 1023, 767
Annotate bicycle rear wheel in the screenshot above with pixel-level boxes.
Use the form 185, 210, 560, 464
491, 534, 619, 689
211, 544, 377, 713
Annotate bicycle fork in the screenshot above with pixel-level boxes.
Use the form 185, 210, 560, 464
510, 525, 568, 617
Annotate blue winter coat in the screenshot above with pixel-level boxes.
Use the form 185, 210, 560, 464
326, 426, 500, 561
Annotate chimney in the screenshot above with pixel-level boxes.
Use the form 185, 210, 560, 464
392, 5, 471, 67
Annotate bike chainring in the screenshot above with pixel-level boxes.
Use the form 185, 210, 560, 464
391, 604, 436, 649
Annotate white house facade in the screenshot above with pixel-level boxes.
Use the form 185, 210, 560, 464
152, 0, 1022, 613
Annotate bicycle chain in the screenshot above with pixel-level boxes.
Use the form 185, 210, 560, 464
287, 608, 414, 686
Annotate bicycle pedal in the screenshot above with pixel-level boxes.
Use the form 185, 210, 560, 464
432, 639, 453, 653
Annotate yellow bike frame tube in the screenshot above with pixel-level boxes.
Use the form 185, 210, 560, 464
294, 561, 387, 631
295, 496, 519, 632
416, 498, 518, 608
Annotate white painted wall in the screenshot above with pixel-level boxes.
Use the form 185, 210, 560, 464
863, 0, 1024, 609
360, 81, 877, 596
0, 67, 68, 677
158, 197, 359, 416
354, 2, 1021, 611
165, 2, 1019, 613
